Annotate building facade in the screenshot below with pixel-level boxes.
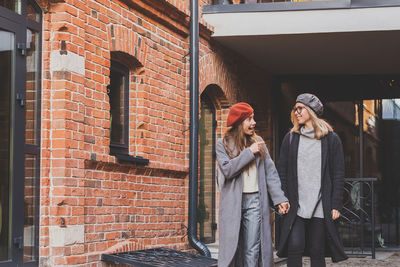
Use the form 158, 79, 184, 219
4, 0, 400, 266
0, 0, 278, 266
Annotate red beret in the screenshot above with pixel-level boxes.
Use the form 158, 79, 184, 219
227, 102, 254, 127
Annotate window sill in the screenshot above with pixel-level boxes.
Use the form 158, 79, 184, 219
112, 153, 150, 165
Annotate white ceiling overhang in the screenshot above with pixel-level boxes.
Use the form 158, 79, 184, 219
202, 1, 400, 74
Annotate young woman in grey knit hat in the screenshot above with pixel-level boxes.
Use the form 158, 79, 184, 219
276, 93, 348, 267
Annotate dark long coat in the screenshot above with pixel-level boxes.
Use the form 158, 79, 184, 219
276, 131, 348, 262
216, 137, 288, 267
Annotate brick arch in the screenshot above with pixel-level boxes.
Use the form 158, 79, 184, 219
107, 24, 148, 66
111, 51, 143, 71
199, 52, 240, 106
201, 84, 229, 110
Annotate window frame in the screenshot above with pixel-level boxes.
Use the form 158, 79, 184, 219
108, 60, 130, 156
199, 93, 217, 244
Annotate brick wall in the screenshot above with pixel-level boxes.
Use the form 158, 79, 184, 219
37, 0, 276, 266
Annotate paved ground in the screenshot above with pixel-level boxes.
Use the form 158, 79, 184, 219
208, 243, 400, 266
301, 252, 400, 267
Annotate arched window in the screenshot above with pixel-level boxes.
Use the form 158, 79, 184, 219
107, 52, 148, 164
199, 93, 217, 243
108, 60, 130, 155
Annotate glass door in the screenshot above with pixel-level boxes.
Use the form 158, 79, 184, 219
0, 27, 15, 266
0, 6, 28, 267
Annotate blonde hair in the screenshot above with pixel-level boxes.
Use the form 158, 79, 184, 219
290, 105, 333, 139
223, 123, 266, 159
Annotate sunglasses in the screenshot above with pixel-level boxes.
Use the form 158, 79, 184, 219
292, 106, 305, 114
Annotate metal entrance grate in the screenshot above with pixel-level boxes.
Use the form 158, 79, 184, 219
102, 247, 218, 267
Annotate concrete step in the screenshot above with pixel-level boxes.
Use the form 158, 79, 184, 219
206, 243, 287, 265
207, 242, 219, 259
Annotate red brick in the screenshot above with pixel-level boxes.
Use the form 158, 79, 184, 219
38, 0, 274, 266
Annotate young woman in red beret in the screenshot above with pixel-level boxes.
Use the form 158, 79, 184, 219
216, 102, 290, 267
276, 94, 348, 267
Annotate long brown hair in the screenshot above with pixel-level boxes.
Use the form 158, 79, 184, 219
223, 124, 266, 159
290, 105, 333, 139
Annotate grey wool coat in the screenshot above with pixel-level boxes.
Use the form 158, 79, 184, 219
216, 137, 288, 267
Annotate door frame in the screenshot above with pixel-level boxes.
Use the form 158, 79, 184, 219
0, 1, 41, 266
23, 2, 42, 263
0, 9, 26, 267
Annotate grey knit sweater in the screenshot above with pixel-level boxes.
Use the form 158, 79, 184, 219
297, 127, 324, 218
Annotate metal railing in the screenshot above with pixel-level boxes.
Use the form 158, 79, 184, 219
208, 0, 400, 8
274, 178, 377, 259
102, 247, 218, 267
211, 0, 397, 4
212, 0, 300, 3
211, 0, 286, 3
339, 178, 377, 259
204, 0, 400, 15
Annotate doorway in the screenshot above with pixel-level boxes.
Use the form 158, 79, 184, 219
274, 76, 400, 249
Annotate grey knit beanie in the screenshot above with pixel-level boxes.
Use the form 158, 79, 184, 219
296, 93, 323, 116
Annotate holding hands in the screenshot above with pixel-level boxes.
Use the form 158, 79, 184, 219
278, 201, 290, 215
331, 209, 340, 220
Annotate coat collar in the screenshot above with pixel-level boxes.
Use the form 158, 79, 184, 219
321, 133, 329, 183
290, 133, 300, 190
256, 148, 260, 167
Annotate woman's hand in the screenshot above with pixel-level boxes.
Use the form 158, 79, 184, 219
331, 209, 340, 220
249, 141, 265, 154
278, 201, 290, 215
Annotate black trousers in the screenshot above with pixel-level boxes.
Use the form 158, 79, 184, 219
287, 216, 326, 267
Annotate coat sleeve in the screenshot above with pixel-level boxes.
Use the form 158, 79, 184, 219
263, 141, 288, 206
331, 132, 345, 211
216, 139, 255, 180
277, 133, 290, 197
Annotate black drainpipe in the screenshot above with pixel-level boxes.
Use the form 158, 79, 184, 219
188, 0, 211, 257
